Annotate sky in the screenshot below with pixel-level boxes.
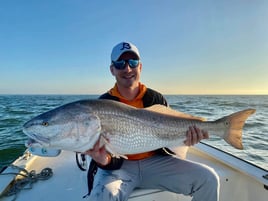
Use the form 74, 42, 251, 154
0, 0, 268, 95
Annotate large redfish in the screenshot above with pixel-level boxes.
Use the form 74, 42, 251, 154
23, 99, 255, 158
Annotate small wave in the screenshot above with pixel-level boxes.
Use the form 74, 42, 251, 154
0, 118, 23, 125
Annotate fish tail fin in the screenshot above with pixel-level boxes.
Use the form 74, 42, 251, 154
221, 109, 255, 149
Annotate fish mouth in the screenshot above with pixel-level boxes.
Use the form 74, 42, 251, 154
24, 134, 50, 148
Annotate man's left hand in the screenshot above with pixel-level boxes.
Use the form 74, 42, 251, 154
184, 125, 209, 146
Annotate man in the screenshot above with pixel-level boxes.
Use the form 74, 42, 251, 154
85, 42, 219, 201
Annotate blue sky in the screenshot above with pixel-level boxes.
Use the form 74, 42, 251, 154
0, 0, 267, 95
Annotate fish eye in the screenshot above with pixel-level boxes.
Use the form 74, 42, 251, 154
42, 122, 49, 126
224, 121, 230, 126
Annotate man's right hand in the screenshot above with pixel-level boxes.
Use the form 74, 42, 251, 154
83, 139, 111, 166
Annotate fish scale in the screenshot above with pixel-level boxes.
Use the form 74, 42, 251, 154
99, 112, 219, 155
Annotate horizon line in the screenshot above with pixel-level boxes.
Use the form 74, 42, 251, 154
0, 93, 267, 96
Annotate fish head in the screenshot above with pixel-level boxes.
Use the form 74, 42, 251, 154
23, 102, 101, 152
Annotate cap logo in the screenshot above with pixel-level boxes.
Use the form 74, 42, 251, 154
120, 42, 131, 50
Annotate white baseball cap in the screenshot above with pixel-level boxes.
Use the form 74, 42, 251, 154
111, 42, 140, 62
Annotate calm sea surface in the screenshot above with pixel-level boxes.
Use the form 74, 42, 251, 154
0, 95, 267, 170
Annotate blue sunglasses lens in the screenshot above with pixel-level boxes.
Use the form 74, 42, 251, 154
128, 59, 139, 68
113, 60, 126, 69
113, 59, 139, 70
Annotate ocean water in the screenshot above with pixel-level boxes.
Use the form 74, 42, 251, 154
0, 95, 267, 171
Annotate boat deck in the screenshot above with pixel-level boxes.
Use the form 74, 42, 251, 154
1, 143, 267, 201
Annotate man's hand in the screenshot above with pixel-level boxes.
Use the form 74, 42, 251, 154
83, 139, 111, 166
184, 125, 209, 146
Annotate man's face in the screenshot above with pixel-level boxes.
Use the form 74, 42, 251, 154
110, 52, 142, 89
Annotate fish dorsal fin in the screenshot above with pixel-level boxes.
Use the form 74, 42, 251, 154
144, 105, 206, 121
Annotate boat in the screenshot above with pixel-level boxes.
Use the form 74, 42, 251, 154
0, 142, 267, 201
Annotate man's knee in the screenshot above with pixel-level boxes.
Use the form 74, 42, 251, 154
90, 181, 128, 201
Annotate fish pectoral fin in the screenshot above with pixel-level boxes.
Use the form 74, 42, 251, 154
99, 135, 107, 147
99, 136, 128, 159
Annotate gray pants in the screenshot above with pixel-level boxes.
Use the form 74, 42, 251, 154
89, 155, 219, 201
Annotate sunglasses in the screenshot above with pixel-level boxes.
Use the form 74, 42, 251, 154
112, 59, 140, 70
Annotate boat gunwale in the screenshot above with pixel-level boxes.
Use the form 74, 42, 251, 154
194, 142, 268, 186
